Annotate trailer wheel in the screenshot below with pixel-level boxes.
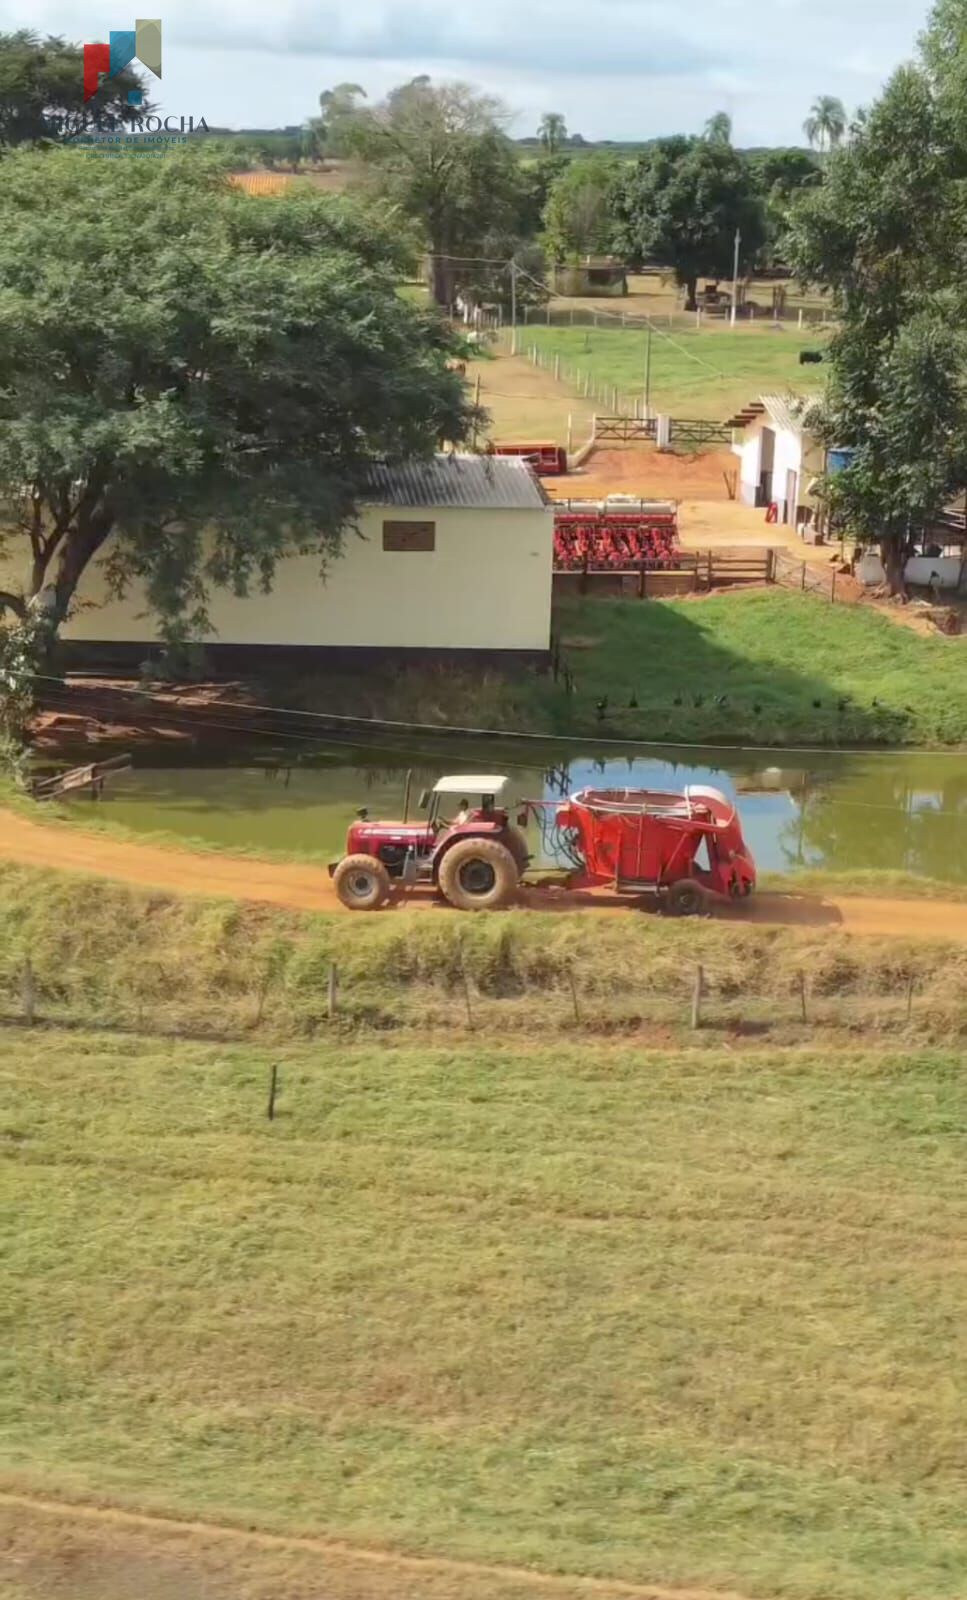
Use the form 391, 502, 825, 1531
665, 880, 706, 918
502, 825, 531, 873
439, 838, 519, 911
333, 853, 391, 912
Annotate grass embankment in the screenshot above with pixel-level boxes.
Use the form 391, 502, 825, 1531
0, 864, 965, 1044
540, 591, 967, 746
4, 1023, 967, 1600
523, 325, 826, 420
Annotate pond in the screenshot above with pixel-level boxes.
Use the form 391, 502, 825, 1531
55, 739, 967, 884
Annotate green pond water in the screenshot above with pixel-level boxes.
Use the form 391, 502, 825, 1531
57, 741, 967, 883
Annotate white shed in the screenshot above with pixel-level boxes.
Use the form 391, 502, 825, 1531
730, 395, 824, 527
22, 454, 556, 670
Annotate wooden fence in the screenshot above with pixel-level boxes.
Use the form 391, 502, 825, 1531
669, 418, 734, 449
773, 551, 843, 602
553, 548, 774, 597
594, 416, 658, 442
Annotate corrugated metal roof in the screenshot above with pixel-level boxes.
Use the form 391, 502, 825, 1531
361, 454, 549, 511
760, 394, 816, 436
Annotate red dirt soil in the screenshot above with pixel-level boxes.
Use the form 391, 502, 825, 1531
2, 808, 965, 942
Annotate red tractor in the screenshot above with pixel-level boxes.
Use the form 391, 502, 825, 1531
330, 776, 528, 912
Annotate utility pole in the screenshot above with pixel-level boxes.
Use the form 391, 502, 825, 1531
730, 228, 741, 327
510, 258, 519, 355
643, 323, 653, 419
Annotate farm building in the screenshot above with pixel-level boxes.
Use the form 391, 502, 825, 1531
728, 395, 825, 530
550, 257, 628, 298
42, 455, 555, 668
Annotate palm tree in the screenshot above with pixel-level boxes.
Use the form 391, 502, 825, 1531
803, 95, 847, 157
703, 110, 732, 145
538, 112, 568, 153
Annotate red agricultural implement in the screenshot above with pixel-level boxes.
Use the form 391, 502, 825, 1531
521, 785, 756, 914
492, 441, 568, 476
330, 776, 755, 916
553, 500, 679, 571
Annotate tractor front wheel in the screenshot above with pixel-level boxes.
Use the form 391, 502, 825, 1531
438, 838, 519, 911
665, 880, 706, 918
333, 853, 391, 912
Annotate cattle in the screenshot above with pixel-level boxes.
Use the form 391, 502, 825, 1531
799, 350, 824, 365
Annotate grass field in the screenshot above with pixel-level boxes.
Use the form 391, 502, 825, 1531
520, 325, 827, 421
3, 1024, 967, 1600
542, 591, 967, 746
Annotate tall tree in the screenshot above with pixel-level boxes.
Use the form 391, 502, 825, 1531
0, 148, 473, 647
790, 60, 965, 590
308, 82, 367, 159
703, 110, 732, 144
803, 94, 847, 155
345, 78, 522, 306
538, 112, 568, 153
613, 138, 766, 309
542, 152, 621, 261
0, 29, 149, 144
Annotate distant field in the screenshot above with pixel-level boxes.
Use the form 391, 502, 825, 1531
521, 324, 829, 420
4, 1029, 966, 1600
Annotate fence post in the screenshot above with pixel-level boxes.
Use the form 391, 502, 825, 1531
801, 562, 807, 591
21, 957, 35, 1027
831, 570, 837, 604
267, 1064, 279, 1122
707, 549, 713, 590
567, 965, 581, 1025
567, 413, 573, 452
327, 962, 338, 1021
691, 965, 705, 1030
798, 971, 808, 1024
798, 308, 804, 330
554, 353, 561, 382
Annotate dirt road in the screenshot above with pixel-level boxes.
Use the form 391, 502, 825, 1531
2, 807, 965, 941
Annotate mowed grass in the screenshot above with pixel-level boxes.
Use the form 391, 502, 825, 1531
524, 325, 828, 419
3, 1031, 967, 1600
544, 591, 967, 746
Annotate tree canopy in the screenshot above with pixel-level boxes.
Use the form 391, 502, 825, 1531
538, 112, 567, 153
790, 22, 967, 589
542, 152, 621, 262
0, 148, 473, 646
803, 95, 847, 155
344, 78, 522, 306
0, 29, 149, 144
612, 138, 766, 307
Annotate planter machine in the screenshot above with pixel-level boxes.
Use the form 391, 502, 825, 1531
330, 776, 756, 915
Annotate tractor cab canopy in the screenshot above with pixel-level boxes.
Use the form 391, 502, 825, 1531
432, 776, 510, 799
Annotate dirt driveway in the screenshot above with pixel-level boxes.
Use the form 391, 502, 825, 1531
2, 808, 965, 942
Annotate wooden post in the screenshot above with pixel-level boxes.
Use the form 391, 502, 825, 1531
801, 562, 807, 591
707, 550, 713, 590
691, 966, 704, 1030
267, 1064, 279, 1122
327, 962, 338, 1021
567, 414, 573, 453
906, 974, 916, 1021
798, 971, 808, 1024
459, 955, 474, 1029
798, 307, 804, 329
567, 965, 581, 1025
21, 957, 35, 1027
554, 354, 561, 381
830, 570, 837, 604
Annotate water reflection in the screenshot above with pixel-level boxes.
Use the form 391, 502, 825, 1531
56, 744, 967, 883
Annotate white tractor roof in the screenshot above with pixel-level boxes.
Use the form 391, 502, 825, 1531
432, 775, 510, 797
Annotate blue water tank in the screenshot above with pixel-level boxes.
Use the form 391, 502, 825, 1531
827, 448, 855, 475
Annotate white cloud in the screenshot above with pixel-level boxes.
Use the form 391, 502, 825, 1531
6, 0, 930, 142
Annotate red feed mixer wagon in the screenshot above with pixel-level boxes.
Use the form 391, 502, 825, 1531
330, 776, 756, 915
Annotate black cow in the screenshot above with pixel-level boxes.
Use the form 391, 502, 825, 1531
799, 350, 824, 365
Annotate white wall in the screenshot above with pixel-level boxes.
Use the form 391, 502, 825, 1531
736, 427, 762, 507
35, 504, 555, 653
772, 429, 804, 524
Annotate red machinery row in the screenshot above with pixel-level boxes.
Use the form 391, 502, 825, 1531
554, 502, 679, 571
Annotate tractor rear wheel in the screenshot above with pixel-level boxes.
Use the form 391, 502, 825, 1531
502, 825, 531, 873
333, 853, 391, 912
438, 837, 519, 911
665, 880, 706, 918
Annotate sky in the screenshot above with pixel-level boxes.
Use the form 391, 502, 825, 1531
10, 0, 931, 145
